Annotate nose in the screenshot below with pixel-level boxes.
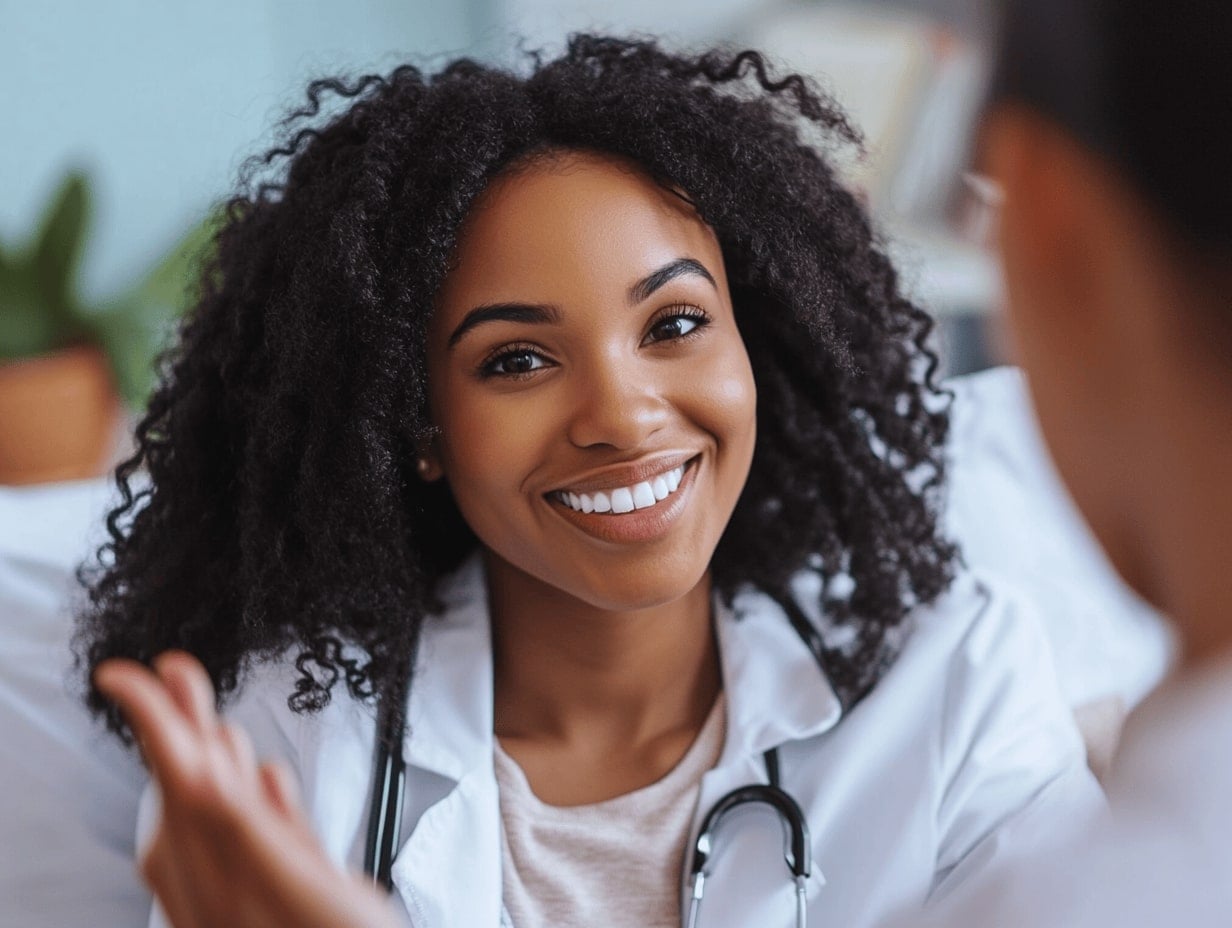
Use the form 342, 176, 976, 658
565, 355, 670, 451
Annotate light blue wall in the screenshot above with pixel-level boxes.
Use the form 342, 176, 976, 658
0, 0, 486, 300
1, 0, 975, 303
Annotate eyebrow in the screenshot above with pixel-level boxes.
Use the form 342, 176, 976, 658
627, 257, 717, 306
447, 302, 560, 348
446, 257, 718, 349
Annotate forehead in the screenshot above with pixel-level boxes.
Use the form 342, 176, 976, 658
435, 151, 724, 311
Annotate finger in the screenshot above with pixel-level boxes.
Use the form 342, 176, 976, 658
229, 811, 372, 928
154, 651, 220, 737
216, 722, 264, 800
258, 762, 326, 853
94, 659, 199, 783
217, 721, 257, 772
259, 761, 303, 820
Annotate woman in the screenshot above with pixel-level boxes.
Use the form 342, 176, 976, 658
83, 36, 1098, 928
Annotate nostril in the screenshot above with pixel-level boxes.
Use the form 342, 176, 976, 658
564, 386, 671, 451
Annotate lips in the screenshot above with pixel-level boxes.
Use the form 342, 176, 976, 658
553, 462, 686, 514
544, 455, 701, 544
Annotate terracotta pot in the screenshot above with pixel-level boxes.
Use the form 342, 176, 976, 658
0, 345, 123, 485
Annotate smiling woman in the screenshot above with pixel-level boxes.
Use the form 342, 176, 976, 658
77, 34, 1099, 928
427, 152, 757, 611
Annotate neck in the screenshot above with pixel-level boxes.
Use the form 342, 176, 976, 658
484, 552, 721, 749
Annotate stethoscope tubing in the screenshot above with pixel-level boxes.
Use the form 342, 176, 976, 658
684, 751, 812, 928
366, 675, 410, 892
365, 596, 831, 923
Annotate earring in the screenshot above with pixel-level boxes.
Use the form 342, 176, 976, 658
416, 458, 431, 477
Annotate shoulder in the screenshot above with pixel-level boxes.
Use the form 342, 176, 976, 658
906, 569, 1030, 653
780, 568, 1080, 769
822, 569, 1098, 830
829, 570, 1057, 719
904, 573, 1102, 881
892, 570, 1063, 709
889, 569, 1085, 763
778, 567, 1064, 733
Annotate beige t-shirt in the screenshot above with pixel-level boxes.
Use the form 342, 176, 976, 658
493, 695, 726, 928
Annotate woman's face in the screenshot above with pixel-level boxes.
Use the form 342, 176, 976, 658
425, 150, 757, 611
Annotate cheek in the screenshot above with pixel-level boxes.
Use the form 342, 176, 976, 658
1001, 253, 1154, 598
431, 378, 547, 524
694, 340, 758, 481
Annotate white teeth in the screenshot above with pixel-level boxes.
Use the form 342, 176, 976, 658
610, 487, 635, 513
632, 482, 656, 509
555, 463, 688, 515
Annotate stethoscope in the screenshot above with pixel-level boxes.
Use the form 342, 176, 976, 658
363, 597, 831, 928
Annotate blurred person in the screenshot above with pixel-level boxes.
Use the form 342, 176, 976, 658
82, 35, 1100, 928
892, 0, 1232, 923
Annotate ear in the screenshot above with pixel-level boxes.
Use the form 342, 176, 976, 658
414, 438, 445, 483
980, 104, 1114, 334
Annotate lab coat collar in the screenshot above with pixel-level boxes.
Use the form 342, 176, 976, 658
717, 583, 844, 763
401, 553, 495, 781
399, 556, 844, 782
392, 559, 843, 927
391, 556, 502, 928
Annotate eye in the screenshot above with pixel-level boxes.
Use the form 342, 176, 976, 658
644, 307, 711, 345
479, 345, 552, 379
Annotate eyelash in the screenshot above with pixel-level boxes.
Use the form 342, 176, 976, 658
477, 342, 547, 381
645, 304, 711, 345
476, 304, 713, 381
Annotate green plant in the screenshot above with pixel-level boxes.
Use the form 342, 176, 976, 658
0, 171, 216, 407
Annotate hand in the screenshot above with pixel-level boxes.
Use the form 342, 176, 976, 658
95, 651, 403, 928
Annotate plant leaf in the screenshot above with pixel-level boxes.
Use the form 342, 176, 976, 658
88, 301, 166, 407
32, 172, 92, 329
0, 263, 61, 360
84, 208, 220, 407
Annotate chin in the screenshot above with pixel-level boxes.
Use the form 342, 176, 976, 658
551, 548, 713, 614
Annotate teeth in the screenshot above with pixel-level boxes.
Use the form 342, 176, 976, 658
555, 463, 688, 515
632, 482, 656, 509
610, 487, 635, 513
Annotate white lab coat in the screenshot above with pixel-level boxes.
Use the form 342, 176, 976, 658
142, 557, 1102, 928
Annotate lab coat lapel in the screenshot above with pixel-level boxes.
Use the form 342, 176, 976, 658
390, 555, 504, 927
680, 586, 842, 927
391, 768, 503, 928
716, 584, 843, 760
386, 563, 847, 927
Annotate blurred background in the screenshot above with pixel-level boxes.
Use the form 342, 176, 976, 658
0, 11, 1178, 892
1, 0, 1001, 485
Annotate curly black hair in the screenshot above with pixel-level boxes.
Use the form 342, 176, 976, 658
78, 34, 957, 739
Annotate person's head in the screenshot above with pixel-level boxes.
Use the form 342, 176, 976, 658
424, 148, 758, 613
981, 1, 1232, 615
80, 35, 957, 735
